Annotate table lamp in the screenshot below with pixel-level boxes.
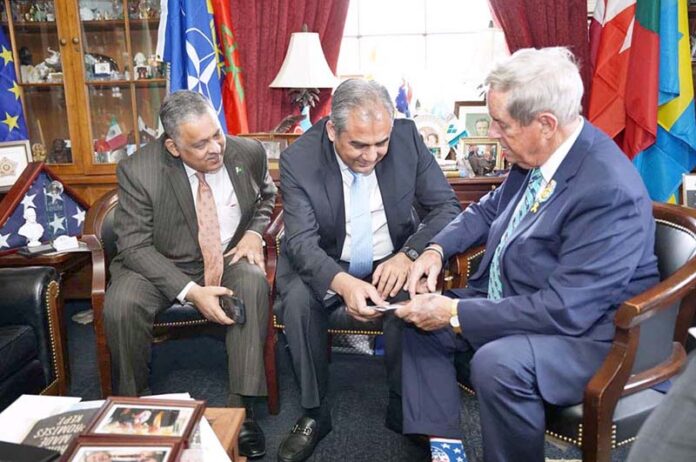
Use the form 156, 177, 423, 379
270, 26, 338, 131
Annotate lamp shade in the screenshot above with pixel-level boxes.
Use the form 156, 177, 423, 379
269, 32, 338, 89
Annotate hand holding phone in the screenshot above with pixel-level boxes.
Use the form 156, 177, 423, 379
219, 295, 246, 324
373, 304, 403, 312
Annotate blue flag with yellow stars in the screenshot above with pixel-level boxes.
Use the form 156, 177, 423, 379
0, 27, 27, 141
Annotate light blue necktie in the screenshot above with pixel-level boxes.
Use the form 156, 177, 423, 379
348, 172, 373, 278
488, 168, 543, 300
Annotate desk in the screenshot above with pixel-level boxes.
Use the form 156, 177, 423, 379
205, 407, 247, 462
0, 251, 90, 393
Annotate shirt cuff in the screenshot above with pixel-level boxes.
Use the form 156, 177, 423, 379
423, 244, 445, 263
177, 281, 196, 304
246, 230, 263, 241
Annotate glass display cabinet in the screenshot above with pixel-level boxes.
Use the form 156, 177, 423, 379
0, 0, 164, 203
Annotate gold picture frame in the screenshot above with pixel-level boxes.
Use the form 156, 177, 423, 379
459, 137, 505, 177
0, 140, 32, 192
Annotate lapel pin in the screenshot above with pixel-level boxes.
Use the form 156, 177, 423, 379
531, 180, 556, 213
235, 166, 244, 175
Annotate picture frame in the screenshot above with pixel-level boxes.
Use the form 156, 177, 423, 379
238, 133, 301, 169
682, 173, 696, 207
459, 137, 506, 177
62, 436, 182, 462
0, 140, 32, 192
84, 397, 205, 442
453, 101, 491, 138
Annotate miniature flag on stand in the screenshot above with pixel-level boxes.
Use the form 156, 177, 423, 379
0, 27, 28, 141
105, 116, 127, 150
159, 0, 228, 131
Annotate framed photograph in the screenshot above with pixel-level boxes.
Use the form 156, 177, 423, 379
84, 397, 205, 442
459, 137, 505, 177
454, 101, 491, 138
682, 174, 696, 207
62, 437, 181, 462
238, 133, 300, 168
0, 140, 32, 192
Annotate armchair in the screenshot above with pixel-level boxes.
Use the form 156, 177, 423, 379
448, 202, 696, 462
0, 266, 65, 411
82, 189, 279, 414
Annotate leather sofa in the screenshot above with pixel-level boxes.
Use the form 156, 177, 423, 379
0, 266, 65, 411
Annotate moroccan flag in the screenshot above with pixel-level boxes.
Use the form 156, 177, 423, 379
0, 27, 27, 141
159, 0, 227, 131
211, 0, 249, 135
588, 0, 659, 159
633, 0, 696, 202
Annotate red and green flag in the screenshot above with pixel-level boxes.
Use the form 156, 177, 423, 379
588, 0, 660, 159
210, 0, 249, 135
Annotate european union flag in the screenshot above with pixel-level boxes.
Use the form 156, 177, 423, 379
162, 0, 227, 131
0, 172, 85, 250
0, 27, 27, 141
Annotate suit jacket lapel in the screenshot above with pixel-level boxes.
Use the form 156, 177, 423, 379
165, 153, 198, 242
321, 135, 346, 246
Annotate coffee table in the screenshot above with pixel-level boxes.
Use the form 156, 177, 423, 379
205, 407, 247, 462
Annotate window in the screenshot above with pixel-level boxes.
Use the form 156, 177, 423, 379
337, 0, 508, 117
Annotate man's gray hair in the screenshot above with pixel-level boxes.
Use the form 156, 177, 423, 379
484, 47, 583, 126
330, 79, 395, 134
160, 90, 216, 141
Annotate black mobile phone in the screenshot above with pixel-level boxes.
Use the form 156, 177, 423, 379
219, 294, 246, 325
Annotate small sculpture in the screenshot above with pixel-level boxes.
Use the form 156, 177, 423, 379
18, 207, 44, 247
32, 143, 47, 162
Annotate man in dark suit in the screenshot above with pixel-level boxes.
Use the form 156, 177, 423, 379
276, 79, 461, 462
104, 90, 276, 459
395, 47, 659, 462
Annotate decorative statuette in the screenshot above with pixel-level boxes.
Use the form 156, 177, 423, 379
18, 207, 44, 247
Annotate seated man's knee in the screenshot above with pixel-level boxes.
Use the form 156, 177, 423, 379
104, 285, 141, 329
232, 261, 270, 291
470, 337, 534, 397
280, 278, 315, 327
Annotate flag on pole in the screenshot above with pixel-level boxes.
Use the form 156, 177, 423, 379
159, 0, 227, 131
0, 27, 28, 141
210, 0, 249, 134
588, 0, 659, 159
633, 0, 696, 202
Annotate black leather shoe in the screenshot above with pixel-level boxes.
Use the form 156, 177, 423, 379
277, 416, 332, 462
238, 418, 266, 459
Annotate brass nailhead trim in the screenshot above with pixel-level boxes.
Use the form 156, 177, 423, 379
45, 280, 61, 386
466, 250, 486, 281
154, 319, 209, 328
457, 382, 475, 396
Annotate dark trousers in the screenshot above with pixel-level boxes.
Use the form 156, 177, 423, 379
402, 326, 554, 462
279, 262, 406, 425
103, 259, 269, 400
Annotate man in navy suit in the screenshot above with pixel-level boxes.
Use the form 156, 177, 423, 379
395, 47, 659, 462
276, 79, 461, 462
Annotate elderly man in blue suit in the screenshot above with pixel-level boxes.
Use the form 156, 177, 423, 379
395, 47, 659, 462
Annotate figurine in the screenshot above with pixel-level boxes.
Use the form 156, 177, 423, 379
32, 143, 47, 162
18, 207, 44, 247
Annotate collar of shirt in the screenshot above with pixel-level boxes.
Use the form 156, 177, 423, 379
183, 162, 228, 185
538, 117, 584, 184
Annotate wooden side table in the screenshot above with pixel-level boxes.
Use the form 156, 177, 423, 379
205, 407, 247, 462
0, 251, 91, 392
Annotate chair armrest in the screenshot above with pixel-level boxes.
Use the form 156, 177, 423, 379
263, 211, 284, 299
0, 266, 60, 386
445, 245, 486, 290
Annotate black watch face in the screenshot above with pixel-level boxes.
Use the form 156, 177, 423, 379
405, 248, 419, 261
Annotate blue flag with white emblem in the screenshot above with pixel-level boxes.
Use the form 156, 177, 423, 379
162, 0, 227, 131
0, 27, 28, 141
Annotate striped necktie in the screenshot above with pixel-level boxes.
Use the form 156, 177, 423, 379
488, 168, 543, 300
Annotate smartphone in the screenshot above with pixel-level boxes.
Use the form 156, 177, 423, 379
219, 295, 246, 324
373, 304, 403, 312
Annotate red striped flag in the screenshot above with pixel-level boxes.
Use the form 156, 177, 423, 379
211, 0, 249, 135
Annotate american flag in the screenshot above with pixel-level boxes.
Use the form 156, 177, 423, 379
0, 172, 85, 250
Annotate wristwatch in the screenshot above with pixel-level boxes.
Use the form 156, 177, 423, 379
449, 299, 461, 335
401, 246, 419, 261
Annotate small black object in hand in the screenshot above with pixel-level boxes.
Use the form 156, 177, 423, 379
220, 294, 246, 324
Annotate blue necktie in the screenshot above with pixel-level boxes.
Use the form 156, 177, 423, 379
488, 168, 543, 300
348, 172, 373, 278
